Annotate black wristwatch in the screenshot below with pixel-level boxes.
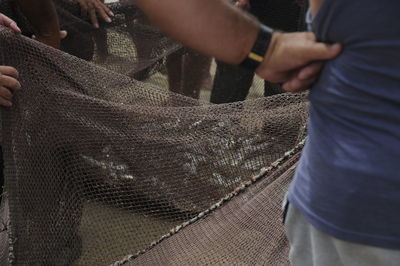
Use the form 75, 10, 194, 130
239, 24, 273, 71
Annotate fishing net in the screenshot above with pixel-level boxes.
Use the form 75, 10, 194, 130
0, 1, 308, 265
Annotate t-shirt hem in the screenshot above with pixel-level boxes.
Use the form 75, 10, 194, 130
288, 192, 400, 250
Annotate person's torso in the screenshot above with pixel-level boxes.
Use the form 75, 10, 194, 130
289, 0, 400, 249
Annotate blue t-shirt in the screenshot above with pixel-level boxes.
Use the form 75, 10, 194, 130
288, 0, 400, 249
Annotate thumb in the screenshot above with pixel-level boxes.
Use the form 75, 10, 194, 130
302, 43, 342, 62
9, 21, 21, 33
59, 30, 68, 39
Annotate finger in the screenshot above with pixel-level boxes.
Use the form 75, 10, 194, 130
0, 66, 19, 79
297, 62, 324, 80
282, 76, 317, 93
301, 43, 342, 62
97, 1, 114, 17
303, 32, 316, 41
0, 86, 13, 100
0, 74, 21, 91
0, 14, 21, 33
95, 3, 112, 23
0, 96, 12, 107
257, 69, 292, 84
88, 3, 99, 28
59, 30, 68, 39
80, 2, 89, 18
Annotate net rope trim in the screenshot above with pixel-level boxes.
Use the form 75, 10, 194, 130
113, 139, 305, 265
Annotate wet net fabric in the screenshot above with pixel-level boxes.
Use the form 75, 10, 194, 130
0, 1, 308, 265
0, 192, 9, 264
118, 148, 302, 266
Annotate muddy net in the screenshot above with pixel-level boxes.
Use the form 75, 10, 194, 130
0, 1, 308, 265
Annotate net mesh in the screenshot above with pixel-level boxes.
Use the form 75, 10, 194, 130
0, 1, 308, 265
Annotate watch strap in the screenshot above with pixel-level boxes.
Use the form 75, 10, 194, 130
239, 24, 273, 71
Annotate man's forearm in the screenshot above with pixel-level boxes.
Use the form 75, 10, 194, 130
133, 0, 259, 64
16, 0, 60, 44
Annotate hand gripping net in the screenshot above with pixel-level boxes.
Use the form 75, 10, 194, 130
0, 1, 308, 265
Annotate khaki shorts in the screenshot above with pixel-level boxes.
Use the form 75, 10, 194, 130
284, 204, 400, 266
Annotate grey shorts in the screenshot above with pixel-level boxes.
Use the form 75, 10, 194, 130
284, 204, 400, 266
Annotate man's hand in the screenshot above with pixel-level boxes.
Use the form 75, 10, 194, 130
0, 66, 21, 107
33, 30, 67, 49
0, 14, 21, 107
0, 13, 21, 33
131, 0, 339, 85
256, 32, 342, 92
74, 0, 114, 28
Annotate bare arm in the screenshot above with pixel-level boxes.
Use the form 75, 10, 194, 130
135, 0, 259, 65
133, 0, 341, 92
16, 0, 61, 48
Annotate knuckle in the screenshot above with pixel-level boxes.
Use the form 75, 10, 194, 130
0, 88, 10, 98
4, 78, 11, 87
305, 32, 316, 40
